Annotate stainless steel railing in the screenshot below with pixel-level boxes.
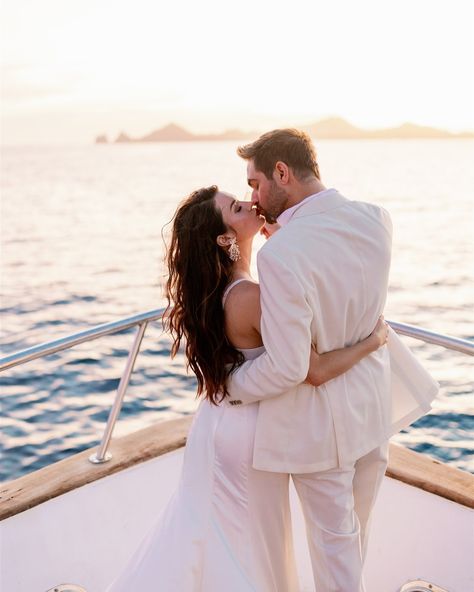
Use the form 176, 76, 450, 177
0, 308, 166, 464
0, 309, 166, 372
0, 310, 473, 465
387, 321, 474, 355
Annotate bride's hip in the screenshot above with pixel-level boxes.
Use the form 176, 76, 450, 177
212, 399, 259, 467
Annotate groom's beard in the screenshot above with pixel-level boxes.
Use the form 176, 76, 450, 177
260, 181, 290, 224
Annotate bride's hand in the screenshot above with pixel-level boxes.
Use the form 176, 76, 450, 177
367, 315, 389, 350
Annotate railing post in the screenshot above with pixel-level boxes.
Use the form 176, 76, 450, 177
89, 321, 148, 464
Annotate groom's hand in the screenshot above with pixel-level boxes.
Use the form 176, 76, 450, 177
260, 221, 281, 240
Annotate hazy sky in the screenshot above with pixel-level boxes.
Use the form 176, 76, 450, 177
1, 0, 473, 144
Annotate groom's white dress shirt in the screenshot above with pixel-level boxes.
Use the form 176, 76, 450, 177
226, 188, 438, 473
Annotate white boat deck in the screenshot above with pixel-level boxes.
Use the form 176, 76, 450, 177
1, 445, 473, 592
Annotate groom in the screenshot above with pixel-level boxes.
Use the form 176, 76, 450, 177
226, 129, 393, 591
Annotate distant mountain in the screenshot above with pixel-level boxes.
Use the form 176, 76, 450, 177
302, 118, 473, 139
302, 117, 364, 139
93, 123, 256, 144
95, 118, 473, 144
115, 132, 133, 143
370, 122, 474, 139
141, 123, 196, 142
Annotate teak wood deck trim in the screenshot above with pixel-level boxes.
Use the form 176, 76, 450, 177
1, 416, 473, 521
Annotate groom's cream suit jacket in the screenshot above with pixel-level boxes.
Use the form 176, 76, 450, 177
226, 189, 438, 473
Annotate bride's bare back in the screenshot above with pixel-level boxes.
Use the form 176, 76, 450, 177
223, 280, 263, 350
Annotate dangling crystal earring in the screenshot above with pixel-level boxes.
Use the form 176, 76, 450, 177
228, 237, 241, 262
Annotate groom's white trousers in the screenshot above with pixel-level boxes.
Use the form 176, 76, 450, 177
291, 441, 390, 592
217, 400, 389, 591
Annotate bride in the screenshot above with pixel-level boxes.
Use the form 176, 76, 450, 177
105, 185, 388, 592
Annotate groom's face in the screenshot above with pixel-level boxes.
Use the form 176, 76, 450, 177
247, 160, 289, 224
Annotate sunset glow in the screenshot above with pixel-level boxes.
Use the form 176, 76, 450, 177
1, 0, 473, 144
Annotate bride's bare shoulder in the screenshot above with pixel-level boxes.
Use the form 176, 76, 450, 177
224, 280, 260, 314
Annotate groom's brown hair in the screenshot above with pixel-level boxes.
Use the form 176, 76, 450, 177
237, 128, 320, 181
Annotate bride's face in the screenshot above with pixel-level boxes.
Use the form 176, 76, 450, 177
214, 191, 265, 241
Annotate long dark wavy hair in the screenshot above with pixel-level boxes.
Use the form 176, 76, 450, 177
163, 185, 245, 405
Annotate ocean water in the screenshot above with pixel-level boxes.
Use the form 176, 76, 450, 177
0, 139, 473, 482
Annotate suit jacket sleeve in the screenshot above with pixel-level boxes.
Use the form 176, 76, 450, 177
226, 246, 313, 405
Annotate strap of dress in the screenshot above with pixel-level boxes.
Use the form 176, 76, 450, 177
222, 278, 250, 307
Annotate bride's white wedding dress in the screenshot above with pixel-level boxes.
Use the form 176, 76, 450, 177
105, 280, 299, 592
